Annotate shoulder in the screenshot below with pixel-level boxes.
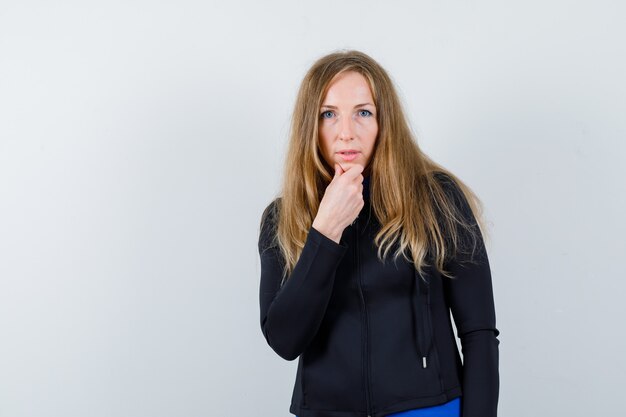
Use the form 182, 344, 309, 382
432, 171, 473, 208
431, 171, 461, 196
258, 197, 282, 252
429, 170, 482, 242
261, 197, 281, 223
431, 171, 488, 263
429, 171, 470, 216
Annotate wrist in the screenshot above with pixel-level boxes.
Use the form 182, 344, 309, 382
312, 219, 341, 244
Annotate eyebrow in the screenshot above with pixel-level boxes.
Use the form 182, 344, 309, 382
320, 103, 375, 109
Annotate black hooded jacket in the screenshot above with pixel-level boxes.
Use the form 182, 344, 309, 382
258, 172, 500, 417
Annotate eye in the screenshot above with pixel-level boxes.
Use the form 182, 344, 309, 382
320, 110, 334, 119
358, 109, 373, 117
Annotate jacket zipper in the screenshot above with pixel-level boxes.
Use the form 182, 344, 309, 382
355, 215, 373, 417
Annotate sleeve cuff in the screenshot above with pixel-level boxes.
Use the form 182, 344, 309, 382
308, 226, 349, 255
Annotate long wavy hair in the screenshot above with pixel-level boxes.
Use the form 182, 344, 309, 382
261, 49, 490, 284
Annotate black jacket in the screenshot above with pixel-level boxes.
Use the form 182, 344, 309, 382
258, 172, 500, 417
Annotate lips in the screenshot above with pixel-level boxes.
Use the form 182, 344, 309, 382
337, 150, 360, 161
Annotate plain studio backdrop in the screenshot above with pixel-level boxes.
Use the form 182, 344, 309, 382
0, 1, 624, 416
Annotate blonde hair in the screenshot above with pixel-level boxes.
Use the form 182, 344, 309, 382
260, 49, 490, 284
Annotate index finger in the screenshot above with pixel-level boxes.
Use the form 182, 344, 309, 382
343, 164, 364, 180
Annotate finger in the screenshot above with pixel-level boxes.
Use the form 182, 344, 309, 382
335, 163, 345, 178
344, 163, 364, 180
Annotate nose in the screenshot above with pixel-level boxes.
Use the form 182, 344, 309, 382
338, 115, 355, 141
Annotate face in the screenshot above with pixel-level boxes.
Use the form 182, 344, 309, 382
318, 71, 378, 175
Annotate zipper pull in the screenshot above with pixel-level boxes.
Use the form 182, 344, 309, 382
422, 356, 428, 368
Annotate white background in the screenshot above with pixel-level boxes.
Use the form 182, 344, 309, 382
1, 1, 624, 416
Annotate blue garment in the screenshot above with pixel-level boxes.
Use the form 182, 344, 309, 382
386, 396, 461, 417
296, 396, 461, 417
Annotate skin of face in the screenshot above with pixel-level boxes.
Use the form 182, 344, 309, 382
318, 71, 378, 175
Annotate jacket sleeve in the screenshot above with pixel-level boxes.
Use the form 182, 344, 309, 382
438, 176, 501, 417
258, 199, 349, 361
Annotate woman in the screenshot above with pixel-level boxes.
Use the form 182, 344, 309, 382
258, 50, 500, 417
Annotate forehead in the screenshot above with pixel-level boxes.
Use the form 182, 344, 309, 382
322, 71, 374, 104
